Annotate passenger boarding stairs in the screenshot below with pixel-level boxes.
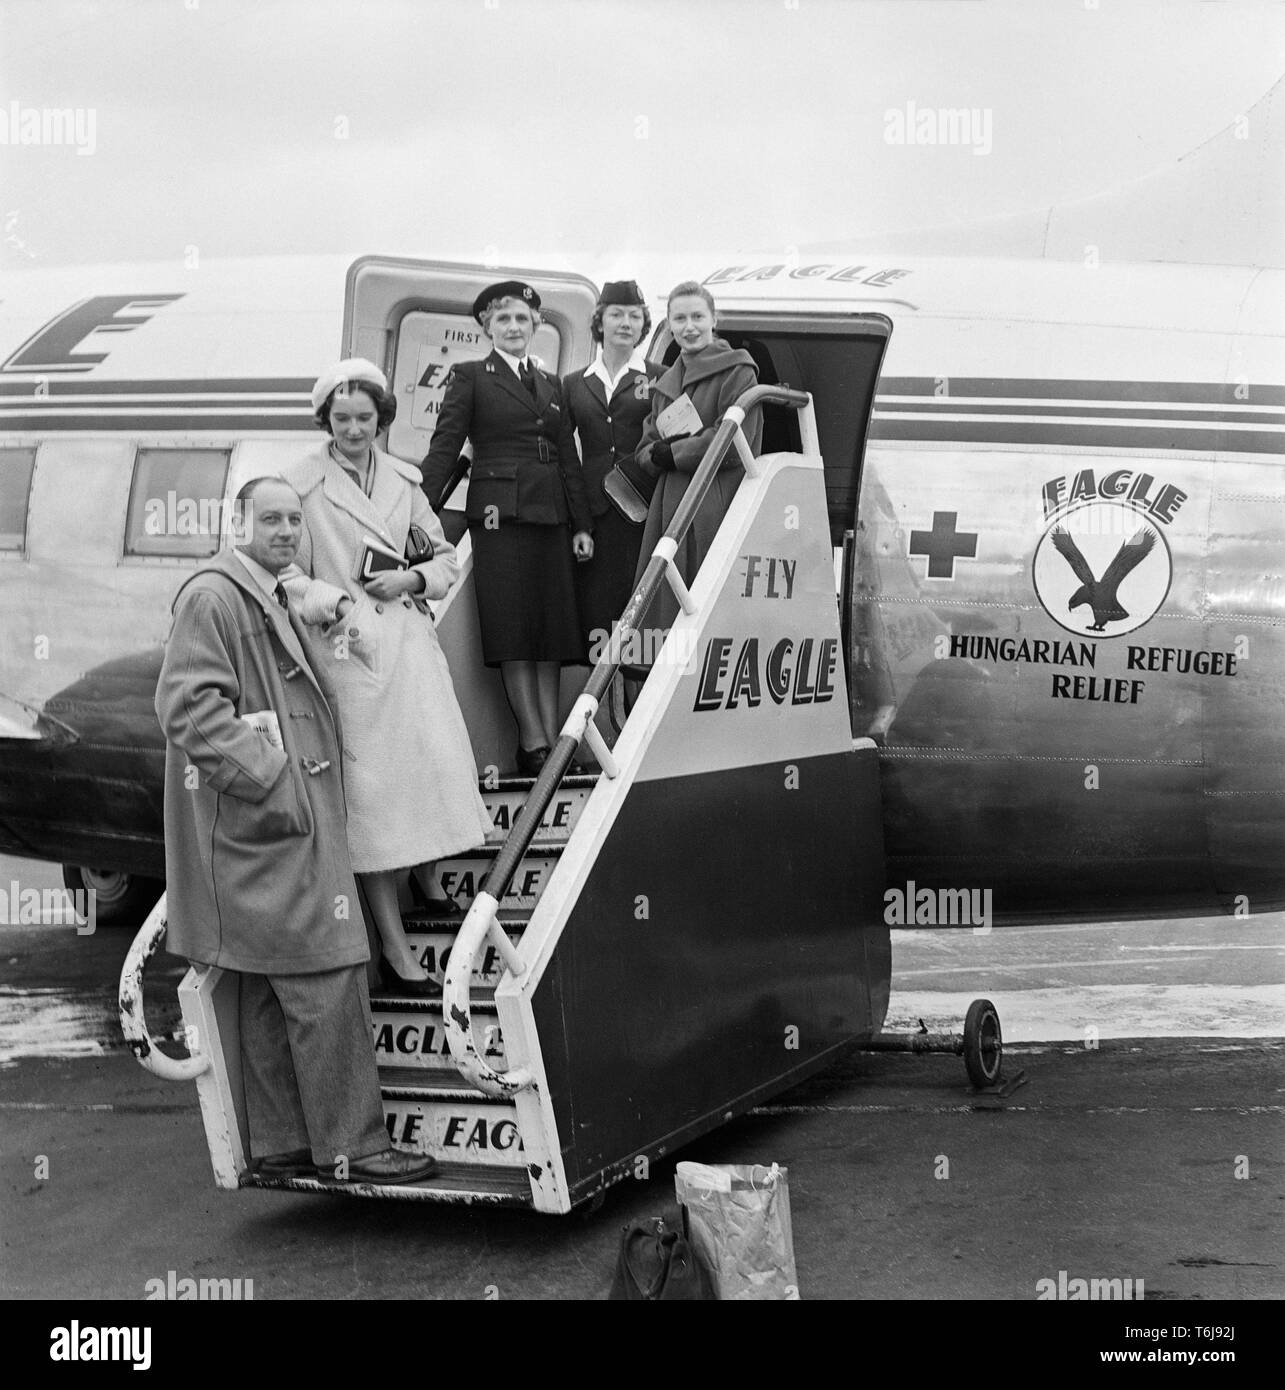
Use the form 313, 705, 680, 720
120, 386, 890, 1213
355, 771, 598, 1205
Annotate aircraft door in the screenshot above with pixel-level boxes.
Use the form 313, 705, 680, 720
341, 257, 601, 771
645, 311, 890, 546
342, 257, 600, 471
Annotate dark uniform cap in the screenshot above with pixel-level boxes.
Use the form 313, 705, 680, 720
599, 280, 646, 307
472, 280, 541, 323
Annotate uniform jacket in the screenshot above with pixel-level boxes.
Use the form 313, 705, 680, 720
420, 350, 592, 532
277, 445, 492, 872
632, 340, 762, 634
155, 549, 367, 975
563, 359, 665, 517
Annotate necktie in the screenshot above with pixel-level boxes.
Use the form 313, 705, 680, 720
273, 583, 289, 611
519, 360, 536, 397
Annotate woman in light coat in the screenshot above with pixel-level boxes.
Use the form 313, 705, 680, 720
281, 359, 491, 995
633, 282, 762, 641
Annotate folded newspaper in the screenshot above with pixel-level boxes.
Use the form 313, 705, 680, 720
240, 709, 284, 751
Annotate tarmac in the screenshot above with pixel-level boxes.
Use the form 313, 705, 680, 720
1, 853, 1282, 1303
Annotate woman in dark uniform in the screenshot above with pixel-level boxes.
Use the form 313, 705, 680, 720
421, 281, 593, 775
563, 280, 663, 660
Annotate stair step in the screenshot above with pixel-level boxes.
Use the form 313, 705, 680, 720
381, 1077, 500, 1101
241, 1160, 532, 1206
434, 843, 564, 912
481, 775, 596, 844
371, 1002, 507, 1073
382, 1091, 525, 1167
397, 917, 524, 988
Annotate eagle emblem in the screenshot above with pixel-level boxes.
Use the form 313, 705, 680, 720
1032, 502, 1172, 639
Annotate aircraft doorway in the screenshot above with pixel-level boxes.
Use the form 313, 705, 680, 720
649, 313, 890, 546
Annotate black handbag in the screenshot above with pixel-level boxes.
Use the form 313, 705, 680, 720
405, 524, 434, 565
603, 464, 651, 524
608, 1218, 715, 1300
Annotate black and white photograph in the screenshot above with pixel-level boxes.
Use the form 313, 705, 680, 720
1, 0, 1281, 1353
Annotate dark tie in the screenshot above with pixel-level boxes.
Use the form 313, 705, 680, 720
519, 360, 536, 397
273, 583, 288, 611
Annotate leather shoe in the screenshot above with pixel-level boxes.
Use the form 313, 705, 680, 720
515, 744, 550, 777
253, 1148, 316, 1179
334, 1148, 439, 1185
376, 961, 442, 998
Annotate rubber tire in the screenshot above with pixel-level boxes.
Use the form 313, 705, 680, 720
61, 865, 162, 927
573, 1190, 608, 1221
963, 998, 1003, 1089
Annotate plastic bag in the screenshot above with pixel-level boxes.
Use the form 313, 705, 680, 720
674, 1161, 799, 1300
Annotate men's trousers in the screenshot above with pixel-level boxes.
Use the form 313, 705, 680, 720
238, 965, 387, 1168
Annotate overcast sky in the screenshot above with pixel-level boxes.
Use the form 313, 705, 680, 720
2, 0, 1283, 270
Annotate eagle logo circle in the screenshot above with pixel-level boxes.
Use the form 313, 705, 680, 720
1032, 502, 1172, 639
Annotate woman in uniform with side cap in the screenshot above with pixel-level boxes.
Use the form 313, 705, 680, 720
279, 358, 491, 997
562, 280, 663, 660
421, 281, 594, 775
631, 281, 762, 649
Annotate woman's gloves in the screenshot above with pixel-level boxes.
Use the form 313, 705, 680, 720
649, 438, 677, 473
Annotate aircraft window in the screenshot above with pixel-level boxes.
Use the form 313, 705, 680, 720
0, 447, 37, 551
125, 448, 231, 559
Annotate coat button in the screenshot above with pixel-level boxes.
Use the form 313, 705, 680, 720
402, 597, 413, 608
375, 603, 385, 614
349, 628, 360, 638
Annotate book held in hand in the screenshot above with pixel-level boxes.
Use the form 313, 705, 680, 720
357, 534, 408, 582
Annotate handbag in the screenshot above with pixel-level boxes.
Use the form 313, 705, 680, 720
405, 524, 434, 565
602, 463, 651, 525
608, 1217, 716, 1301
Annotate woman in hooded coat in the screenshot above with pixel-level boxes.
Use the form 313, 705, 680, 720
632, 281, 762, 639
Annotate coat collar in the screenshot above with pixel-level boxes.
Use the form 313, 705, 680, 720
580, 354, 651, 409
366, 449, 422, 523
184, 549, 317, 685
485, 348, 546, 418
291, 444, 403, 548
658, 337, 756, 397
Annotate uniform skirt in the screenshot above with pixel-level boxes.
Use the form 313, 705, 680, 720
574, 506, 647, 661
471, 520, 587, 667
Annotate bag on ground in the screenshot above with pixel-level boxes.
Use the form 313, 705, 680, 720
674, 1161, 799, 1300
607, 1217, 715, 1300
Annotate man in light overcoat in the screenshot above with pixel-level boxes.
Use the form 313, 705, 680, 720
154, 475, 436, 1185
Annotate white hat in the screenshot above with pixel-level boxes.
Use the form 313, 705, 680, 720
310, 357, 388, 412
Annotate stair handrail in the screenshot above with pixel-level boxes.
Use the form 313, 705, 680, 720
118, 891, 211, 1082
443, 385, 815, 1097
